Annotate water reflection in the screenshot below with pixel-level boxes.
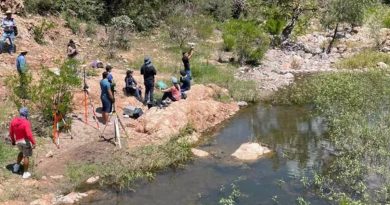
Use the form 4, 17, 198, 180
83, 105, 329, 205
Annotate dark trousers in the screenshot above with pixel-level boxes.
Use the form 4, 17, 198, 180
162, 92, 177, 101
144, 81, 154, 104
126, 87, 142, 101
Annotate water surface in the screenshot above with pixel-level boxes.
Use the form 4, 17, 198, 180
83, 104, 329, 205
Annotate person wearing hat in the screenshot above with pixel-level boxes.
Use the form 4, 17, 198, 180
16, 49, 28, 74
125, 69, 142, 101
16, 49, 28, 99
9, 107, 36, 179
140, 56, 157, 107
161, 77, 181, 103
0, 10, 17, 54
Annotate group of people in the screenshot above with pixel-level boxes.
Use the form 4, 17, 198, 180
99, 46, 194, 124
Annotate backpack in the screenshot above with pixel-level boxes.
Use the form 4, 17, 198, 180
123, 106, 143, 119
156, 80, 167, 90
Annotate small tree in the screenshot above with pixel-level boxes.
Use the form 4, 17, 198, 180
32, 19, 56, 45
166, 15, 194, 48
321, 0, 378, 53
223, 20, 270, 65
107, 15, 135, 58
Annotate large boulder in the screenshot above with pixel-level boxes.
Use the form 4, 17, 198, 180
231, 143, 271, 161
134, 85, 239, 145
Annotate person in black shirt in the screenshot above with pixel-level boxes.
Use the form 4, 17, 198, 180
182, 46, 194, 79
125, 70, 142, 101
140, 56, 157, 107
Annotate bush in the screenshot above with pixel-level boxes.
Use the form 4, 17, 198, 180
56, 0, 104, 22
32, 20, 56, 45
25, 0, 56, 15
199, 0, 233, 22
222, 20, 270, 65
65, 15, 81, 34
273, 71, 390, 203
107, 15, 135, 55
166, 15, 194, 48
85, 22, 97, 37
336, 50, 390, 69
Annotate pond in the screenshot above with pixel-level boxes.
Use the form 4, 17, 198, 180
83, 104, 330, 205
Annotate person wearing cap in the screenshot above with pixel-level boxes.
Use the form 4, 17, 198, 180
140, 56, 157, 107
9, 107, 36, 179
0, 10, 16, 54
67, 39, 78, 58
161, 77, 181, 103
125, 69, 142, 101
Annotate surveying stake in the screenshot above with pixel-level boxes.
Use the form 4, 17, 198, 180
82, 65, 100, 129
99, 96, 130, 149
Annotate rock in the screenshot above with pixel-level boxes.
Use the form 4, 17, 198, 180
30, 194, 55, 205
41, 176, 47, 180
283, 73, 294, 79
218, 52, 235, 63
231, 142, 271, 161
45, 151, 53, 158
0, 0, 24, 13
56, 192, 88, 204
50, 175, 64, 180
237, 101, 248, 107
86, 176, 100, 184
191, 148, 210, 158
377, 62, 389, 69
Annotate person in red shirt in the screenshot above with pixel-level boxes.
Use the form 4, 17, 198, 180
9, 107, 36, 179
161, 77, 181, 104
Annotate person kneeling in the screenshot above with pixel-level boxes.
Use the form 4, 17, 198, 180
125, 69, 142, 101
161, 77, 181, 104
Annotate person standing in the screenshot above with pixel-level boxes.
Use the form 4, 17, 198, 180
67, 39, 78, 58
9, 107, 36, 179
140, 57, 156, 108
0, 10, 17, 54
100, 71, 114, 125
16, 49, 28, 99
182, 46, 194, 79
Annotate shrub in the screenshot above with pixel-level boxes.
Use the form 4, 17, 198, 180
65, 14, 81, 34
85, 22, 97, 37
25, 0, 56, 15
107, 15, 134, 51
193, 15, 216, 40
273, 71, 390, 203
56, 0, 104, 22
166, 15, 194, 48
32, 20, 56, 45
222, 20, 270, 65
199, 0, 233, 22
336, 50, 390, 69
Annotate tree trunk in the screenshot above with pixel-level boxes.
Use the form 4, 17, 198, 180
281, 7, 302, 42
326, 23, 339, 54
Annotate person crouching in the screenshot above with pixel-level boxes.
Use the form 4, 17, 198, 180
125, 69, 142, 101
161, 77, 181, 104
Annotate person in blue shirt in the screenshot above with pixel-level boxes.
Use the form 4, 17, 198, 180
100, 71, 114, 125
16, 49, 28, 99
179, 69, 191, 93
16, 50, 27, 74
0, 10, 16, 54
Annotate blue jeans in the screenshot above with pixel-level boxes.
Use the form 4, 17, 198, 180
0, 31, 15, 53
185, 70, 192, 80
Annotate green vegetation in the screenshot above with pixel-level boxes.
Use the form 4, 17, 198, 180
336, 50, 390, 69
274, 70, 390, 203
219, 183, 242, 205
6, 59, 81, 134
222, 20, 270, 65
0, 142, 18, 178
66, 127, 193, 189
32, 19, 56, 45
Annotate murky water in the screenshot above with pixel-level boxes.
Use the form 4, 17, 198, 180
83, 104, 329, 205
